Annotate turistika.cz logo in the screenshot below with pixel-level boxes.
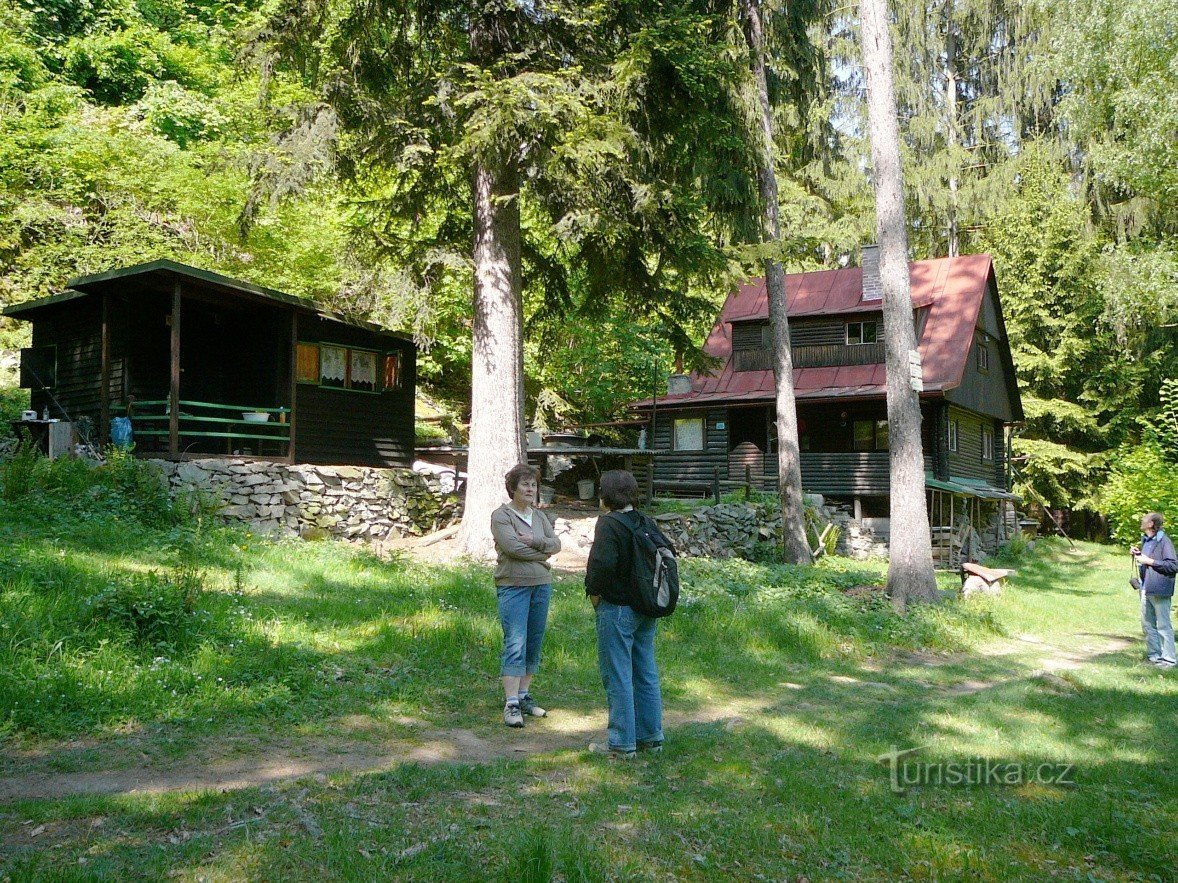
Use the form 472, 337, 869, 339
878, 746, 1076, 793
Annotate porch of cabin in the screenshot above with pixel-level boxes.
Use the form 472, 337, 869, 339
100, 282, 294, 460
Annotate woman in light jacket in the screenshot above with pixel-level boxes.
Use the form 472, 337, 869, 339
490, 464, 561, 727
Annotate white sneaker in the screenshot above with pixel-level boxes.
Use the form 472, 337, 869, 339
503, 702, 524, 727
519, 694, 547, 717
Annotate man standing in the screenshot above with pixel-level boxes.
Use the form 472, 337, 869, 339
1131, 512, 1177, 668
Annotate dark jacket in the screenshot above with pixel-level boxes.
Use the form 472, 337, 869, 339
585, 509, 645, 606
1139, 529, 1178, 598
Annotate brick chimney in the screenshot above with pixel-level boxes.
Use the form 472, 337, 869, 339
861, 244, 883, 302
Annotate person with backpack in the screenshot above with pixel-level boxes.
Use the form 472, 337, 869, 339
585, 469, 676, 759
1131, 511, 1177, 668
491, 464, 561, 727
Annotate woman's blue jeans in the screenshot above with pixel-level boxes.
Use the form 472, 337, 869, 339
497, 584, 552, 677
595, 600, 664, 752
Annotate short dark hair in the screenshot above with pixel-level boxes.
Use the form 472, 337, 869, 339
504, 464, 539, 497
599, 470, 639, 511
1142, 512, 1164, 531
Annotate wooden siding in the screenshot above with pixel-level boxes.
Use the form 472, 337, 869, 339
944, 278, 1016, 421
652, 404, 935, 496
947, 406, 996, 482
293, 315, 415, 467
29, 299, 104, 427
794, 342, 885, 368
650, 408, 728, 484
731, 318, 887, 371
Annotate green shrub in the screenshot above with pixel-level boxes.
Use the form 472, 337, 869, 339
87, 565, 202, 649
0, 387, 29, 437
1099, 439, 1178, 542
414, 421, 451, 445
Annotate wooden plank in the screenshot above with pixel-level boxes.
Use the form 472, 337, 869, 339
288, 311, 298, 463
169, 279, 181, 456
100, 293, 110, 444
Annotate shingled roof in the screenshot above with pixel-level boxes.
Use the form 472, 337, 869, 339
632, 253, 996, 408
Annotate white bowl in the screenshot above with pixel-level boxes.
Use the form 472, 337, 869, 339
242, 412, 270, 423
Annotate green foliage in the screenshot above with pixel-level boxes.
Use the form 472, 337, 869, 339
1100, 439, 1178, 543
0, 387, 29, 437
87, 565, 202, 648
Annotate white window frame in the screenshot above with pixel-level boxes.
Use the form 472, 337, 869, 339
948, 419, 958, 453
976, 339, 990, 372
982, 427, 994, 461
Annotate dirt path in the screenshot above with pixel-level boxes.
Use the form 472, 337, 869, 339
0, 627, 1137, 804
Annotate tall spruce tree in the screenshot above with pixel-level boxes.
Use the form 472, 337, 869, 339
259, 1, 762, 556
859, 0, 939, 607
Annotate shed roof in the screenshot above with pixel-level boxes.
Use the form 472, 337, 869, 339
632, 253, 996, 408
2, 259, 412, 342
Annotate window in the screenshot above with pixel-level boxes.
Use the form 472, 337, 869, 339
847, 321, 878, 345
761, 324, 773, 348
301, 343, 380, 392
384, 351, 403, 390
948, 419, 958, 452
674, 417, 705, 451
853, 419, 889, 451
982, 427, 994, 461
976, 338, 990, 372
296, 343, 320, 384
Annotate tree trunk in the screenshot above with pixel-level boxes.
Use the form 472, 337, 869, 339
740, 0, 812, 565
944, 0, 960, 257
859, 0, 939, 609
457, 152, 527, 559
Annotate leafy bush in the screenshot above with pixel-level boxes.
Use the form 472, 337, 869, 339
136, 80, 224, 147
88, 566, 202, 648
414, 421, 450, 445
0, 387, 29, 437
1100, 439, 1178, 542
0, 444, 181, 526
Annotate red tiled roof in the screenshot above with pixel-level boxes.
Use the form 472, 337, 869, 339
633, 253, 994, 408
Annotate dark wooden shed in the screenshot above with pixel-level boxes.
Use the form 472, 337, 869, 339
3, 260, 416, 467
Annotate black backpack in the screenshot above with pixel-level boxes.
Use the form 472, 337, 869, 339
607, 512, 680, 618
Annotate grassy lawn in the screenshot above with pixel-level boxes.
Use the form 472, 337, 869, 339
1, 455, 1175, 880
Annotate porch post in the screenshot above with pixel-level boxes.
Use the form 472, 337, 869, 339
169, 279, 181, 456
100, 293, 110, 445
287, 311, 298, 464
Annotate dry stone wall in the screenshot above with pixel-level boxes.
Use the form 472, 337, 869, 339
150, 458, 460, 540
650, 497, 888, 561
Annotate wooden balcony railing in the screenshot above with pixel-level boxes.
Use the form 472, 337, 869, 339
133, 400, 291, 457
733, 342, 886, 371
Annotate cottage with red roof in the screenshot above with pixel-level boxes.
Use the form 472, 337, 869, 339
630, 247, 1023, 558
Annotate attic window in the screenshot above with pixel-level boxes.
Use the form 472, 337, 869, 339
847, 321, 878, 346
976, 337, 990, 373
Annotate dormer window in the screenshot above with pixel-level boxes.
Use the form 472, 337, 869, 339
847, 321, 878, 345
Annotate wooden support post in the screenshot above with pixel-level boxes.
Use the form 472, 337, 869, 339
100, 293, 110, 446
169, 280, 181, 457
646, 457, 654, 506
287, 311, 298, 464
745, 464, 752, 500
712, 466, 720, 504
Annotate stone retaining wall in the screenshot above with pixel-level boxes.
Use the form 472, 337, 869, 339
646, 497, 888, 561
151, 459, 460, 540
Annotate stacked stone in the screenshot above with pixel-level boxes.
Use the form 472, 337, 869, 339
150, 458, 460, 540
651, 502, 782, 559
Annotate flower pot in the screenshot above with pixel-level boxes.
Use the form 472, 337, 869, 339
577, 479, 595, 500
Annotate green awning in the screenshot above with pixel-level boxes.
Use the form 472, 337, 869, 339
925, 472, 1020, 500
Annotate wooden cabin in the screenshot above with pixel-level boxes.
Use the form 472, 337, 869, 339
3, 260, 416, 467
630, 249, 1024, 559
